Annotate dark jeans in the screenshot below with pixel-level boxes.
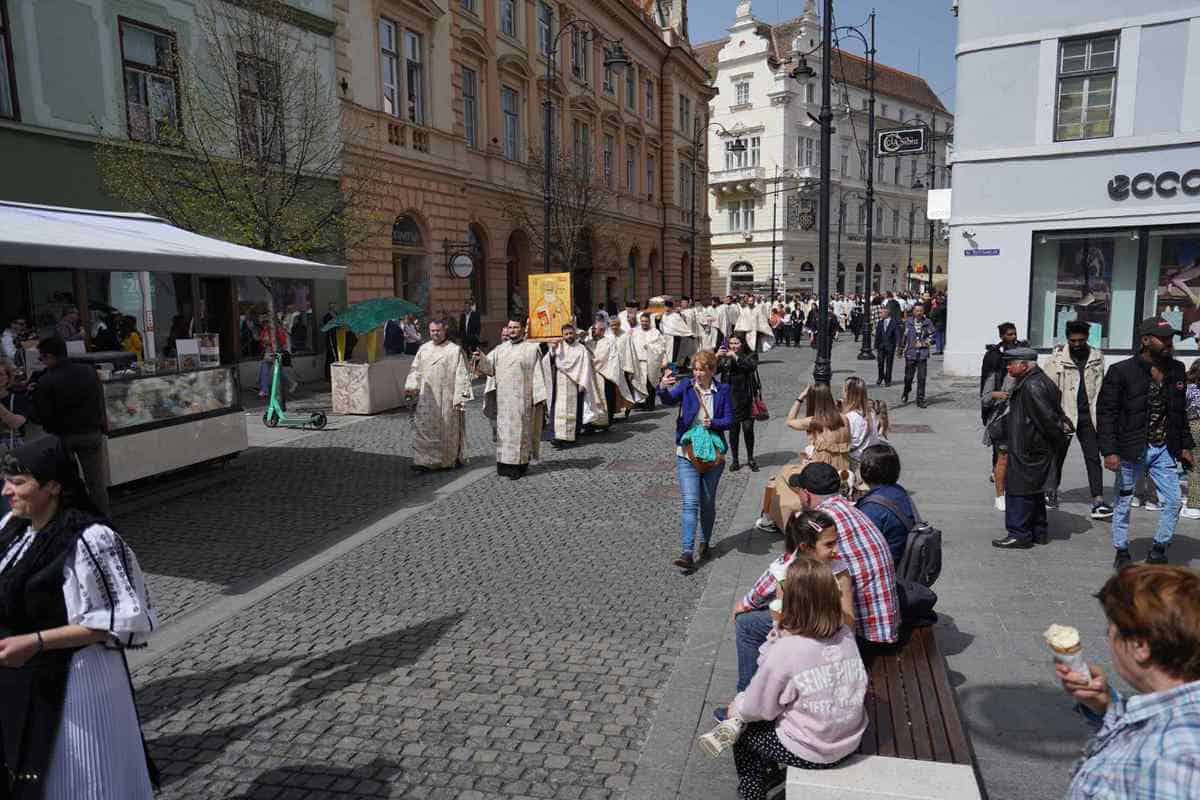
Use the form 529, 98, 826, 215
63, 431, 110, 518
876, 347, 894, 384
735, 609, 774, 691
1005, 491, 1047, 543
903, 357, 928, 402
1056, 414, 1104, 499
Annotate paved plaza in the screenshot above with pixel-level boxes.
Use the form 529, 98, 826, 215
112, 339, 1200, 799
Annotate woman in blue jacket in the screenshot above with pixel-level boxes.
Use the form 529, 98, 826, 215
659, 350, 734, 571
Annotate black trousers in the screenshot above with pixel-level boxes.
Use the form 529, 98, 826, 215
1005, 491, 1047, 543
1056, 413, 1105, 498
903, 358, 928, 402
876, 347, 894, 384
729, 419, 755, 462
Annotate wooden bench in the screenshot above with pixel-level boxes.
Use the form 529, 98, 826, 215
786, 626, 986, 799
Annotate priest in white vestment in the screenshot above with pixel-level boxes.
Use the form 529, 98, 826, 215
548, 324, 606, 444
591, 317, 643, 422
474, 319, 550, 479
403, 320, 473, 470
716, 296, 739, 339
660, 301, 698, 368
617, 302, 641, 334
630, 312, 668, 410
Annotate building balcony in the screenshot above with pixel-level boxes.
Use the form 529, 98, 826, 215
709, 165, 766, 196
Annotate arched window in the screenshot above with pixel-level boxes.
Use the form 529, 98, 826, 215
855, 262, 864, 272
800, 261, 815, 272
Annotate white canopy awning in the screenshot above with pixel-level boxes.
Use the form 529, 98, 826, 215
0, 201, 345, 281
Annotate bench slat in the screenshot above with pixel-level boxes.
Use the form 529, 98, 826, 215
898, 633, 936, 762
881, 647, 916, 759
924, 629, 975, 765
909, 628, 955, 763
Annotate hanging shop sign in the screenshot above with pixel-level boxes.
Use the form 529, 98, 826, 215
443, 239, 476, 279
1108, 169, 1200, 201
876, 127, 927, 157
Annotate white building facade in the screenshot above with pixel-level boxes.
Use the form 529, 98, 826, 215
946, 1, 1200, 375
697, 0, 951, 298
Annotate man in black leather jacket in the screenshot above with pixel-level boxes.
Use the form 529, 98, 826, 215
1097, 317, 1195, 569
993, 347, 1067, 549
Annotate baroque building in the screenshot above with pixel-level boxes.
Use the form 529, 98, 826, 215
696, 0, 951, 297
338, 0, 715, 334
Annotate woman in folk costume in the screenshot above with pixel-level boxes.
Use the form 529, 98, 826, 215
0, 436, 158, 800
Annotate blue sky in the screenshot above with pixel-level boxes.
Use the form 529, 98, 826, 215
687, 0, 959, 110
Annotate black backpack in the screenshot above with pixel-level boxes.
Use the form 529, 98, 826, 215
858, 493, 943, 627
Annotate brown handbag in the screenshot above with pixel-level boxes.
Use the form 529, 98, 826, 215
684, 385, 725, 473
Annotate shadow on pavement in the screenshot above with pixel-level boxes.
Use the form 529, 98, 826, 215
141, 613, 464, 787
1046, 510, 1094, 541
954, 683, 1091, 760
228, 757, 403, 800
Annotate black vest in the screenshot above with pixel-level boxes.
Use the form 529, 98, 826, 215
0, 512, 93, 798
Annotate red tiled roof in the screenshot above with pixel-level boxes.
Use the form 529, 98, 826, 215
694, 16, 948, 114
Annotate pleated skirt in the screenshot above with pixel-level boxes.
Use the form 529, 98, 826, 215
41, 644, 154, 800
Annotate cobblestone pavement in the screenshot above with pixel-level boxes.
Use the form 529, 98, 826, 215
129, 346, 792, 799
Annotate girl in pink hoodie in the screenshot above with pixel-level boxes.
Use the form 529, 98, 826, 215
730, 556, 869, 799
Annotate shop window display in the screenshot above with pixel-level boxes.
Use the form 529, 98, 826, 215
236, 276, 314, 357
1142, 229, 1200, 353
1029, 230, 1139, 350
103, 366, 238, 434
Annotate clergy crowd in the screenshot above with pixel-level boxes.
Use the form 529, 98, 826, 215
400, 294, 790, 480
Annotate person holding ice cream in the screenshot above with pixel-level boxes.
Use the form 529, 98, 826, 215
1056, 565, 1200, 798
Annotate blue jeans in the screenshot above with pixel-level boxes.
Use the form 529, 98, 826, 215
735, 609, 774, 692
676, 455, 723, 554
1112, 445, 1181, 550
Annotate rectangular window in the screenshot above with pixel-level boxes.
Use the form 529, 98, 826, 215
805, 138, 816, 167
805, 83, 814, 104
537, 2, 552, 57
749, 136, 760, 167
405, 31, 425, 125
501, 0, 517, 37
603, 134, 614, 187
573, 119, 591, 169
380, 19, 399, 117
880, 103, 888, 118
857, 204, 865, 233
891, 209, 899, 236
1055, 33, 1118, 141
0, 1, 15, 119
740, 199, 755, 231
460, 0, 476, 13
571, 27, 589, 82
678, 94, 691, 132
840, 153, 848, 176
626, 64, 637, 112
603, 59, 614, 95
646, 154, 655, 197
626, 143, 636, 191
1029, 229, 1139, 350
645, 79, 654, 121
735, 82, 750, 105
501, 85, 519, 160
724, 139, 745, 170
120, 19, 179, 143
462, 67, 478, 148
876, 206, 884, 231
893, 158, 901, 185
237, 54, 284, 163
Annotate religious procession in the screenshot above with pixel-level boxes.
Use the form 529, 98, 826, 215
401, 287, 781, 484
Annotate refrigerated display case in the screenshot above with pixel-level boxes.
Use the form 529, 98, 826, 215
103, 366, 248, 485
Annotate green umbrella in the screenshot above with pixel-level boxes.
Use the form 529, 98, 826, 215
320, 297, 423, 335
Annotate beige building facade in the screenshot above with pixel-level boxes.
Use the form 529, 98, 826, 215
336, 0, 715, 337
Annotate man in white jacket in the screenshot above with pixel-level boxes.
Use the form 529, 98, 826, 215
1046, 319, 1110, 519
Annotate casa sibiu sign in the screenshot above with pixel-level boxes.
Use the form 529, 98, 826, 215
1108, 170, 1200, 201
877, 128, 927, 157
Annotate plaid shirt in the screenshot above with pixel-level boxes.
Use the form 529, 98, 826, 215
741, 495, 899, 644
1068, 681, 1200, 799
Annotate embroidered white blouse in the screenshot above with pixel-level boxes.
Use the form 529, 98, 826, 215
0, 513, 157, 647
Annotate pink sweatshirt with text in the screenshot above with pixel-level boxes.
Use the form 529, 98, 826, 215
732, 626, 868, 763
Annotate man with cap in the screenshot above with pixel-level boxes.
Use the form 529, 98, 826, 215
727, 462, 899, 694
1097, 316, 1194, 568
993, 346, 1067, 549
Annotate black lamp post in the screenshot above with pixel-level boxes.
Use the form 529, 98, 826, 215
541, 10, 630, 273
833, 13, 877, 361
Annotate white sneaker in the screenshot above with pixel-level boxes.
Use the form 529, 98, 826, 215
697, 717, 745, 757
994, 496, 1006, 512
1182, 507, 1200, 520
754, 514, 779, 532
1130, 497, 1142, 508
1144, 500, 1161, 511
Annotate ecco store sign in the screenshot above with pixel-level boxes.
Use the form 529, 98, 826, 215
1108, 170, 1200, 201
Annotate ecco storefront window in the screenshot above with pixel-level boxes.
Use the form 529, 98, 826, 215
1029, 225, 1200, 352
